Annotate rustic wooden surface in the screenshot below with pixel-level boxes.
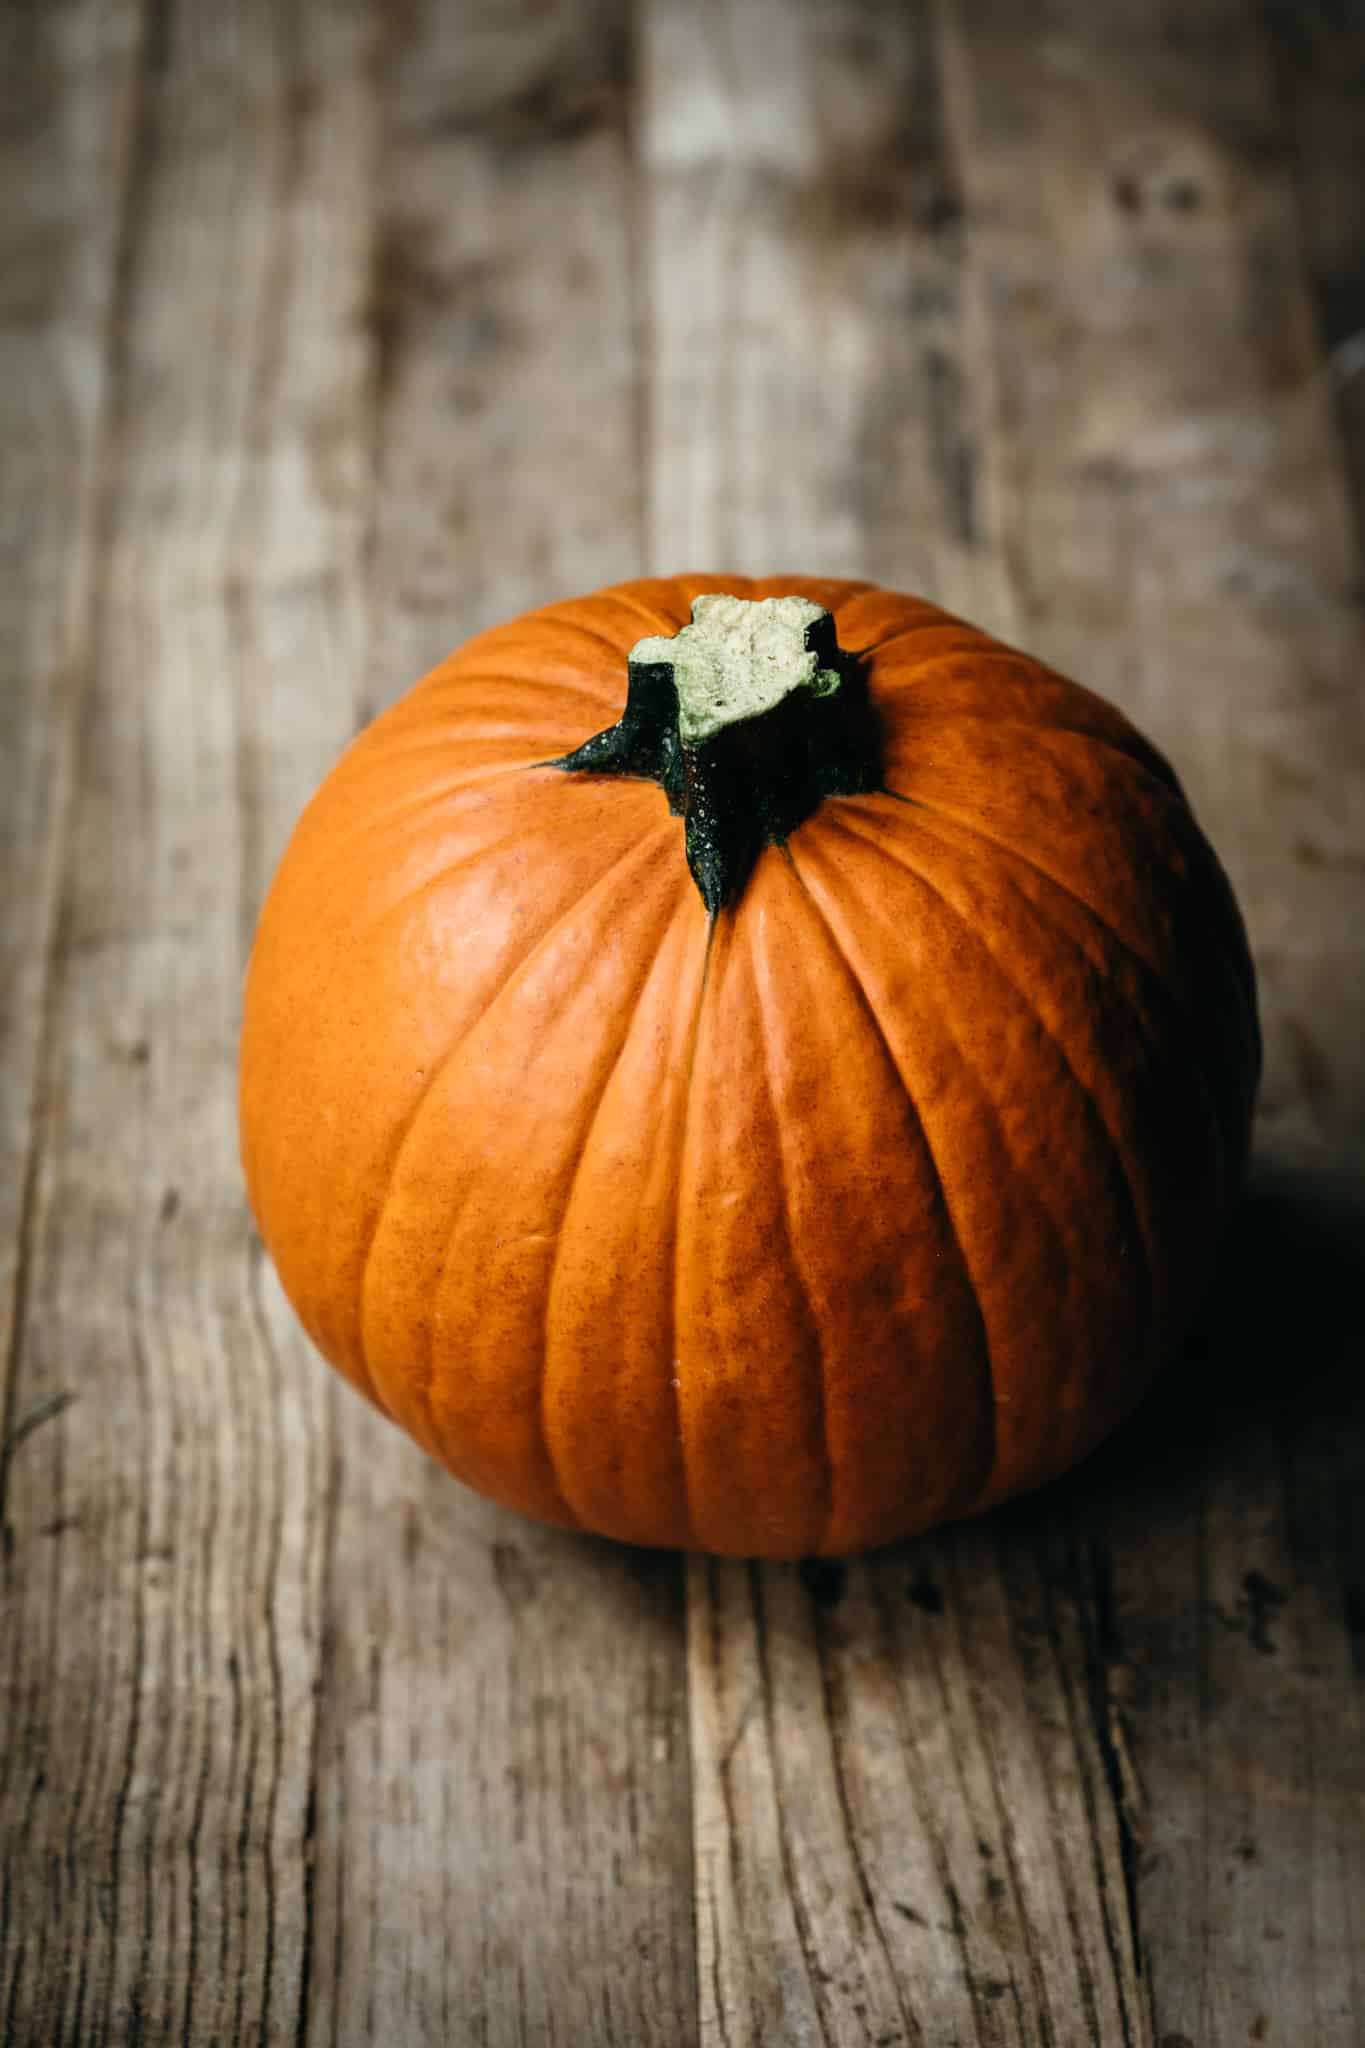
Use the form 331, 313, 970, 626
2, 2, 1362, 2043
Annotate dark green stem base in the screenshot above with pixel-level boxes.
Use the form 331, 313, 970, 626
553, 598, 881, 914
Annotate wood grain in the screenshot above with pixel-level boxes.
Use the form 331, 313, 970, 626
641, 0, 1001, 628
690, 1537, 1152, 2048
939, 2, 1365, 2042
0, 0, 149, 1525
1262, 0, 1365, 543
362, 0, 646, 687
646, 4, 1147, 2042
2, 0, 1362, 2041
0, 0, 369, 2037
658, 0, 1365, 2042
940, 0, 1365, 1181
302, 5, 698, 2046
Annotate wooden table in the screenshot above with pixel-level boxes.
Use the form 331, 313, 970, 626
4, 3, 1363, 2042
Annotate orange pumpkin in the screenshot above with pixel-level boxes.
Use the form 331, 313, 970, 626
239, 576, 1258, 1557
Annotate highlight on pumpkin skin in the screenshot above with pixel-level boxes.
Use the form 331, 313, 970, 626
553, 592, 882, 915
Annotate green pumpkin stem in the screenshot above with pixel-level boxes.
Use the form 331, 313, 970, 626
554, 593, 881, 913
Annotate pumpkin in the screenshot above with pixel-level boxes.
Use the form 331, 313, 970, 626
239, 576, 1258, 1558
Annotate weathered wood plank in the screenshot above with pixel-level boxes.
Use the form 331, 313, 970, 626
941, 0, 1365, 1182
1262, 0, 1365, 540
302, 6, 698, 2046
0, 0, 375, 2039
1033, 1156, 1365, 2048
658, 0, 1364, 2040
691, 1535, 1151, 2048
641, 0, 1003, 626
6, 1, 1360, 2041
938, 2, 1365, 2042
0, 0, 149, 1505
362, 0, 646, 690
646, 4, 1149, 2042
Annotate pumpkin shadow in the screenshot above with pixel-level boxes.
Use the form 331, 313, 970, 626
599, 1160, 1365, 1607
1029, 1155, 1365, 1530
794, 1159, 1365, 1698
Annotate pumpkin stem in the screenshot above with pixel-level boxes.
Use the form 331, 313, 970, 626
554, 594, 880, 913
